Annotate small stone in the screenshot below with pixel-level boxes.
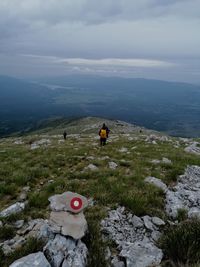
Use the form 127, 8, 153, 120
119, 147, 128, 153
151, 159, 161, 164
131, 215, 144, 228
162, 157, 172, 164
142, 216, 155, 231
109, 162, 118, 170
152, 217, 165, 226
84, 164, 98, 171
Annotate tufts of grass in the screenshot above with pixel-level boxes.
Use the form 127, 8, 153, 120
0, 225, 15, 241
84, 206, 110, 267
176, 208, 188, 222
159, 219, 200, 266
28, 192, 49, 209
0, 183, 18, 198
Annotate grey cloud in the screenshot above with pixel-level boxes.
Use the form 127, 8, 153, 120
1, 0, 200, 28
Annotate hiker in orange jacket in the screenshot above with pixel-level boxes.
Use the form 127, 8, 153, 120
99, 123, 110, 146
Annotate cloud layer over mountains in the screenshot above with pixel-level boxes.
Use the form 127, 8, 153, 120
0, 0, 199, 82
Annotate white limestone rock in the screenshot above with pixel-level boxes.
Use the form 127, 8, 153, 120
44, 234, 76, 267
48, 191, 88, 214
184, 142, 200, 155
120, 239, 163, 267
49, 211, 88, 239
118, 147, 128, 153
152, 217, 165, 226
165, 165, 200, 218
84, 164, 99, 171
9, 252, 51, 267
109, 161, 118, 170
145, 176, 168, 193
0, 202, 25, 218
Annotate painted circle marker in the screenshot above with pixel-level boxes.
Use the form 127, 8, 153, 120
70, 197, 83, 210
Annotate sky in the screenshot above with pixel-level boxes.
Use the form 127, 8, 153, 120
0, 0, 200, 83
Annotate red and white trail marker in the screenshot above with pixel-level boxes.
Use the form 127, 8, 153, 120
70, 197, 83, 211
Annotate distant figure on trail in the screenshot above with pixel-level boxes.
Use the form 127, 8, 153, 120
63, 131, 67, 140
99, 123, 110, 146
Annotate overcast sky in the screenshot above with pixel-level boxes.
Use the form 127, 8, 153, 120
0, 0, 200, 83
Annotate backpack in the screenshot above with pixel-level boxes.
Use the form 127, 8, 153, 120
100, 129, 107, 138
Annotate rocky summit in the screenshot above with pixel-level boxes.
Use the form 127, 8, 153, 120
0, 117, 200, 267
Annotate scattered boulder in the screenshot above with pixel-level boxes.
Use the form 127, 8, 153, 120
9, 252, 51, 267
145, 176, 168, 193
14, 139, 24, 145
31, 139, 51, 150
0, 202, 25, 218
118, 147, 128, 153
84, 164, 98, 171
184, 142, 200, 155
145, 134, 169, 144
151, 157, 172, 165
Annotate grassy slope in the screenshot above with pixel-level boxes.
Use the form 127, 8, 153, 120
0, 117, 200, 266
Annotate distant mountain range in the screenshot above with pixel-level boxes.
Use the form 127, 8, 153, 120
1, 74, 200, 137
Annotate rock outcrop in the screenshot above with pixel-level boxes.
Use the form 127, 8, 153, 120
166, 165, 200, 218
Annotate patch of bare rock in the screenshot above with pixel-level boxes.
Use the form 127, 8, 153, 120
101, 206, 164, 267
144, 165, 200, 219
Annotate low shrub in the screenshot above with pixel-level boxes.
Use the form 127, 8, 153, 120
159, 219, 200, 266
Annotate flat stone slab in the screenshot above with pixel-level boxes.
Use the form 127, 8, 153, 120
9, 252, 50, 267
0, 202, 25, 218
49, 191, 88, 214
49, 211, 88, 239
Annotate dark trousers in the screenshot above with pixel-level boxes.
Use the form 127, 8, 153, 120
100, 138, 106, 146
